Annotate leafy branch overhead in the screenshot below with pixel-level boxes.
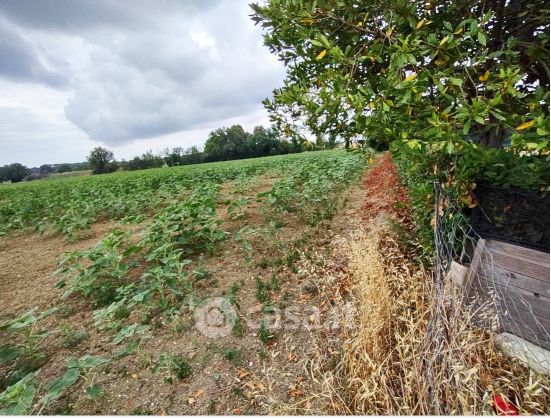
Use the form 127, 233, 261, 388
251, 0, 549, 250
251, 0, 549, 152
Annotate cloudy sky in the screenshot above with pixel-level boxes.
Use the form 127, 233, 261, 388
0, 0, 285, 167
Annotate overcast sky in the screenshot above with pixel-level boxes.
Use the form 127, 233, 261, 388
0, 0, 285, 167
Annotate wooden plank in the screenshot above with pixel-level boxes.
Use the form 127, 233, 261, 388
476, 260, 550, 298
472, 275, 550, 319
468, 280, 549, 327
480, 251, 550, 282
485, 239, 550, 268
469, 289, 550, 344
469, 299, 550, 350
498, 315, 550, 350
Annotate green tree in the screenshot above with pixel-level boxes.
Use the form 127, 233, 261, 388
248, 126, 284, 156
39, 164, 53, 176
204, 125, 250, 161
252, 0, 549, 151
0, 163, 31, 183
87, 147, 117, 175
252, 0, 549, 248
122, 151, 164, 171
54, 163, 74, 173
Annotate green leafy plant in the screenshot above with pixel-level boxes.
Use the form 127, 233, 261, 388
40, 355, 109, 411
222, 347, 242, 365
112, 323, 149, 345
258, 321, 274, 344
0, 307, 58, 364
0, 374, 37, 415
151, 353, 191, 384
252, 0, 549, 253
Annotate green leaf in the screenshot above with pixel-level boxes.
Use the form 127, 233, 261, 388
449, 77, 463, 86
41, 368, 80, 405
477, 31, 487, 46
0, 345, 21, 363
0, 374, 36, 415
114, 339, 139, 359
86, 384, 102, 400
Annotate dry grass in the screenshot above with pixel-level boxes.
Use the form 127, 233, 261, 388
308, 217, 549, 415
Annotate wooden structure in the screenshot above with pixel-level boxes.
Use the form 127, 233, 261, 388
453, 239, 550, 349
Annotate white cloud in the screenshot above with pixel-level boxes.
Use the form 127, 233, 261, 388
0, 0, 284, 165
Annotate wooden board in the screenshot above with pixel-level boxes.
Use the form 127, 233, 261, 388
485, 239, 550, 268
465, 238, 550, 349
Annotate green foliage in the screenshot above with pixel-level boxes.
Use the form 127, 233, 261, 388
258, 321, 274, 344
226, 282, 241, 309
231, 314, 245, 338
0, 307, 58, 364
255, 277, 273, 304
121, 150, 164, 171
88, 147, 117, 175
41, 355, 109, 408
259, 151, 366, 225
221, 347, 242, 365
61, 327, 89, 348
252, 0, 549, 251
152, 353, 191, 384
0, 163, 31, 184
112, 324, 148, 345
0, 374, 37, 415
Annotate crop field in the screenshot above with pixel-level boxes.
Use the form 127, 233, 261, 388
0, 150, 369, 414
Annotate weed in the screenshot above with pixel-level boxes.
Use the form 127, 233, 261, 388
222, 347, 242, 365
255, 277, 271, 304
207, 399, 216, 414
58, 305, 75, 319
152, 353, 191, 384
256, 256, 270, 269
61, 327, 89, 348
257, 349, 268, 360
131, 407, 153, 415
258, 321, 274, 344
231, 314, 245, 338
269, 273, 280, 291
226, 282, 241, 309
172, 318, 193, 334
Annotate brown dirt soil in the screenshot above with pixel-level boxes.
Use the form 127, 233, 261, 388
0, 222, 117, 318
0, 170, 369, 415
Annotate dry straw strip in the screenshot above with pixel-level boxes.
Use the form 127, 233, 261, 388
309, 218, 549, 415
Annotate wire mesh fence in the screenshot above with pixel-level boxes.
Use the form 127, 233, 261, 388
471, 183, 550, 252
423, 181, 550, 410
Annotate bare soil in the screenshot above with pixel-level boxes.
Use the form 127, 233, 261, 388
0, 172, 368, 415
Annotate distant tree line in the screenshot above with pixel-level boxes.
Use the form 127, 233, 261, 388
1, 125, 338, 182
0, 162, 91, 183
88, 124, 336, 174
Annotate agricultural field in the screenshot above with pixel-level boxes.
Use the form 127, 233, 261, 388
0, 150, 369, 415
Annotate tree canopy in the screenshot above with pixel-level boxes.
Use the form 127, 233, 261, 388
252, 0, 549, 248
0, 163, 31, 183
87, 147, 118, 174
252, 0, 549, 151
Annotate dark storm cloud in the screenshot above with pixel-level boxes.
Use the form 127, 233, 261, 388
0, 23, 67, 87
0, 0, 215, 32
0, 0, 284, 145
